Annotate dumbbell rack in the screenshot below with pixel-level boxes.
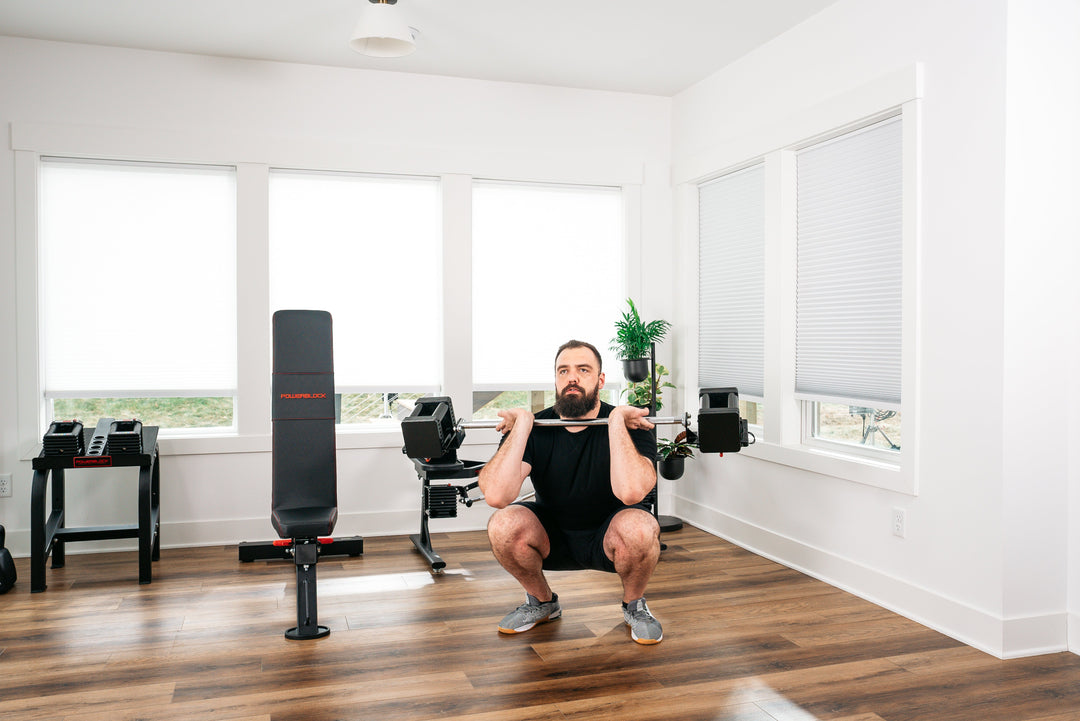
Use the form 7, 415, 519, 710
30, 420, 161, 592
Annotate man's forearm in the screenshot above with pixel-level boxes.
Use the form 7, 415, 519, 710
608, 420, 657, 504
478, 427, 530, 508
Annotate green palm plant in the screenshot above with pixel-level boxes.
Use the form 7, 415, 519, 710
610, 298, 671, 361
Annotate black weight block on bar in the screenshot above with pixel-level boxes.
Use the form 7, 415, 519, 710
402, 396, 462, 460
698, 409, 744, 453
699, 387, 748, 454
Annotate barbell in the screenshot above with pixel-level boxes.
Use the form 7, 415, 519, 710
455, 414, 691, 430
401, 389, 751, 462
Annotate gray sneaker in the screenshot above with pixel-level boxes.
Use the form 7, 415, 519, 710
497, 593, 561, 634
623, 598, 663, 644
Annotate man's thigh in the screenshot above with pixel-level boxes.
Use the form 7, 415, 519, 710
515, 501, 647, 573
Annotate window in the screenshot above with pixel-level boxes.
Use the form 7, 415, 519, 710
471, 181, 624, 418
269, 170, 441, 426
677, 70, 918, 489
796, 116, 903, 452
39, 158, 237, 432
698, 163, 765, 427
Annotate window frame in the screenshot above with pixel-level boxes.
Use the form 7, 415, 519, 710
36, 156, 240, 435
12, 124, 644, 459
470, 178, 628, 393
678, 67, 921, 495
267, 167, 444, 407
792, 114, 906, 462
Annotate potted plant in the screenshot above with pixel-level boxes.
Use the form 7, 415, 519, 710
657, 431, 696, 480
610, 298, 671, 382
623, 364, 675, 411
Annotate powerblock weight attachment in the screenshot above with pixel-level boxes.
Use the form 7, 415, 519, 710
42, 421, 85, 456
425, 484, 461, 519
698, 388, 751, 454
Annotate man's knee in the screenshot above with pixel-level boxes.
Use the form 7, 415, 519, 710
488, 505, 548, 555
605, 509, 660, 559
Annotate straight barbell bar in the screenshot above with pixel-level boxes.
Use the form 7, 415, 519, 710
401, 392, 750, 462
455, 413, 691, 431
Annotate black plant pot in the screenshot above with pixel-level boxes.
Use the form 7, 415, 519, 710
659, 456, 685, 480
622, 358, 650, 382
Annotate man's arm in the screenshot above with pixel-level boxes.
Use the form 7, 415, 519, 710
478, 408, 534, 509
607, 405, 658, 505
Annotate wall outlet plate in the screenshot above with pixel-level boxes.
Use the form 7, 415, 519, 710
892, 507, 905, 538
0, 474, 11, 498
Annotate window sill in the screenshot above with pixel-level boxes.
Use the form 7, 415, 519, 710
157, 427, 424, 457
738, 438, 912, 495
154, 425, 505, 458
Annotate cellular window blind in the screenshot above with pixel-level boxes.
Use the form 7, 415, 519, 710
698, 163, 765, 399
795, 116, 903, 409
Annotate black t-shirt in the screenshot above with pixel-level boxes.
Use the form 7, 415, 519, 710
520, 402, 658, 530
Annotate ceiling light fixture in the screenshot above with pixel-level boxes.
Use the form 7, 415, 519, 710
349, 0, 417, 58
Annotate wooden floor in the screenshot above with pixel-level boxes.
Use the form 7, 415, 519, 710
3, 526, 1080, 721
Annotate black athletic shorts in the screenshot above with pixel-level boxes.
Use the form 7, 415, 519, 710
512, 500, 652, 573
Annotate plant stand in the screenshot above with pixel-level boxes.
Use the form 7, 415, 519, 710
644, 342, 684, 535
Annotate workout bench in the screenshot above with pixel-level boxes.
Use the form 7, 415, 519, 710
240, 309, 363, 640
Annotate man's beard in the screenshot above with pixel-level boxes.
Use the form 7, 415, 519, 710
554, 383, 600, 418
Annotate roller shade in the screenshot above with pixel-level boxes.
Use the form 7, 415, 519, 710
40, 158, 237, 397
269, 170, 441, 392
471, 181, 624, 388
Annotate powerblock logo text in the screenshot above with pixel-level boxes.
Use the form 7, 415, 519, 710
280, 393, 328, 399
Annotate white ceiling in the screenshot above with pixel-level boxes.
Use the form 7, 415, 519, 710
0, 0, 837, 96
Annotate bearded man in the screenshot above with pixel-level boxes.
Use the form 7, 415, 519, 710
478, 339, 664, 645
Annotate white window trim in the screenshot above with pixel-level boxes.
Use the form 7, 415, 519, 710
678, 67, 922, 496
13, 123, 644, 459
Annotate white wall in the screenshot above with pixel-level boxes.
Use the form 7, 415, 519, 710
1003, 0, 1080, 655
1005, 0, 1080, 654
0, 37, 672, 555
671, 0, 1080, 659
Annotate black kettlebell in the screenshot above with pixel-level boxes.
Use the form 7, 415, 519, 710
0, 524, 16, 594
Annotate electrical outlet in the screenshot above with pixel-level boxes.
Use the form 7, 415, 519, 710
892, 507, 905, 538
0, 474, 11, 498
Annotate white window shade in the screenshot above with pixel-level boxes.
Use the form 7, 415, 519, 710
39, 158, 237, 397
472, 182, 623, 388
698, 163, 765, 399
796, 116, 903, 409
269, 170, 441, 391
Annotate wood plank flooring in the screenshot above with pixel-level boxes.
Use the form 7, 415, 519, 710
2, 525, 1079, 720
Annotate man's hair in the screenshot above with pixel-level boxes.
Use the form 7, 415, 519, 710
554, 339, 603, 373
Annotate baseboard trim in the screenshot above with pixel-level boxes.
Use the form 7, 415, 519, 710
1070, 613, 1080, 654
2, 508, 492, 558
